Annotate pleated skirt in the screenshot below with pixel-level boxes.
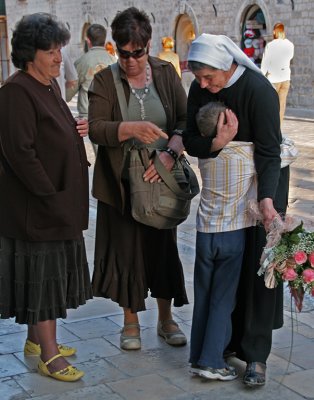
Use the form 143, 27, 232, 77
0, 235, 92, 325
92, 200, 188, 313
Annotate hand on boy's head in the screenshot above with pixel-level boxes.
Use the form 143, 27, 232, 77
211, 109, 238, 151
220, 109, 238, 135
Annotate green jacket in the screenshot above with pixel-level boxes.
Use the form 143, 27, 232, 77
74, 47, 116, 117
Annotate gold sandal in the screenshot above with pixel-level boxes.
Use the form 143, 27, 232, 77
38, 353, 84, 382
24, 339, 76, 357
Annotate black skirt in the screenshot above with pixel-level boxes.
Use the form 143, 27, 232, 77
92, 201, 188, 313
0, 235, 92, 325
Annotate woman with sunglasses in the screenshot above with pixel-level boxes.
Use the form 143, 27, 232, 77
88, 7, 188, 350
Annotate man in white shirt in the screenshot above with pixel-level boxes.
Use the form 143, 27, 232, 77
56, 46, 78, 102
261, 23, 294, 126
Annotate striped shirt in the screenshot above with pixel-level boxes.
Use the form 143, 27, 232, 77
197, 138, 297, 233
197, 142, 256, 233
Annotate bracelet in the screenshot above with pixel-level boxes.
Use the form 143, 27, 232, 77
164, 147, 179, 161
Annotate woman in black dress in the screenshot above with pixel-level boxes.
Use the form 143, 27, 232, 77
183, 33, 289, 386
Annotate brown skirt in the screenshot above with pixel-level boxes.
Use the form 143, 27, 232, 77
0, 235, 92, 325
92, 201, 188, 312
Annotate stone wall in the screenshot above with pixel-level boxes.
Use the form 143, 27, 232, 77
4, 0, 314, 110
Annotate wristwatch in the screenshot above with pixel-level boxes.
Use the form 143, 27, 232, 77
172, 129, 183, 137
163, 147, 179, 161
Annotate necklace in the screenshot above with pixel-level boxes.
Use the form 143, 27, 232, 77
128, 63, 150, 120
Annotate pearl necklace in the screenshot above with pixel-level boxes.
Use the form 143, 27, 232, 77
128, 63, 150, 120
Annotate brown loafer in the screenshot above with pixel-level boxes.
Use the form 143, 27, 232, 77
243, 362, 266, 387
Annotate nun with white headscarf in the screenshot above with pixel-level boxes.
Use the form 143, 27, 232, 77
183, 34, 289, 387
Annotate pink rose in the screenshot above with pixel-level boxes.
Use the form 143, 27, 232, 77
294, 251, 307, 265
282, 268, 298, 281
308, 252, 314, 267
302, 268, 314, 283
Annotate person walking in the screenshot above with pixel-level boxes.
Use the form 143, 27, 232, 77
261, 22, 294, 126
56, 45, 78, 102
75, 23, 116, 118
75, 23, 116, 154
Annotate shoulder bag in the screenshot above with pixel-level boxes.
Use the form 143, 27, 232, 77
111, 63, 199, 229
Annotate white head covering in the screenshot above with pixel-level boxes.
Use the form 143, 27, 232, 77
188, 33, 262, 74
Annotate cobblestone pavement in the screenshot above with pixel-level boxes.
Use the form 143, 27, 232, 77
1, 112, 314, 400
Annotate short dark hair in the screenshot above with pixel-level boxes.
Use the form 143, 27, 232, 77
196, 101, 227, 138
11, 13, 70, 71
111, 7, 152, 48
86, 24, 107, 47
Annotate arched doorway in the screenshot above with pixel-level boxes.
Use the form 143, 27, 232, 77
0, 0, 9, 84
175, 13, 195, 73
241, 5, 266, 67
175, 13, 195, 93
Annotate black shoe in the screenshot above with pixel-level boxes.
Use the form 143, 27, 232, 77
243, 362, 266, 387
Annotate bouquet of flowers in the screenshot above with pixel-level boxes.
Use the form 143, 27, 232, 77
248, 200, 314, 312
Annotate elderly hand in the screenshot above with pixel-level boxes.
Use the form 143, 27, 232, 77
118, 121, 168, 144
211, 109, 238, 152
259, 198, 280, 232
143, 151, 175, 183
75, 117, 89, 137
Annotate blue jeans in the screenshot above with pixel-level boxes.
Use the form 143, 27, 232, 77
189, 229, 245, 369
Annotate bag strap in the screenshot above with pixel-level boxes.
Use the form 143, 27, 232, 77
112, 63, 199, 200
111, 62, 129, 121
152, 151, 199, 200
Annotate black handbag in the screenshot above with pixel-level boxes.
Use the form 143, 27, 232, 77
111, 63, 199, 229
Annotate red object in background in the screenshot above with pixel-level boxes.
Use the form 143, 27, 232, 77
180, 60, 189, 72
243, 47, 255, 57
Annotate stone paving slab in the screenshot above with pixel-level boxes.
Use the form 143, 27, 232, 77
1, 115, 314, 399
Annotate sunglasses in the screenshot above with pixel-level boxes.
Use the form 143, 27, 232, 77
117, 46, 148, 59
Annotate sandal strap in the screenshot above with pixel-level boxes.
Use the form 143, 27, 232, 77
121, 323, 140, 333
159, 319, 179, 328
57, 365, 79, 376
44, 353, 63, 366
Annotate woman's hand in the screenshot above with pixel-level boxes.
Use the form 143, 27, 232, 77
143, 151, 175, 183
259, 198, 280, 231
75, 117, 89, 137
118, 121, 168, 144
211, 109, 238, 152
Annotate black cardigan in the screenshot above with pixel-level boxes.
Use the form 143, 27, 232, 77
183, 68, 282, 202
0, 71, 89, 241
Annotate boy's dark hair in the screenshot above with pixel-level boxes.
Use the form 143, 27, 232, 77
196, 101, 227, 138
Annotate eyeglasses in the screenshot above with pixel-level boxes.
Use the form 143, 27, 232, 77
116, 46, 148, 59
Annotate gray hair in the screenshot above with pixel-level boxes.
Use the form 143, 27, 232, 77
188, 60, 218, 73
196, 101, 227, 138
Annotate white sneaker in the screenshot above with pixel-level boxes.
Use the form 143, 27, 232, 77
190, 364, 238, 381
